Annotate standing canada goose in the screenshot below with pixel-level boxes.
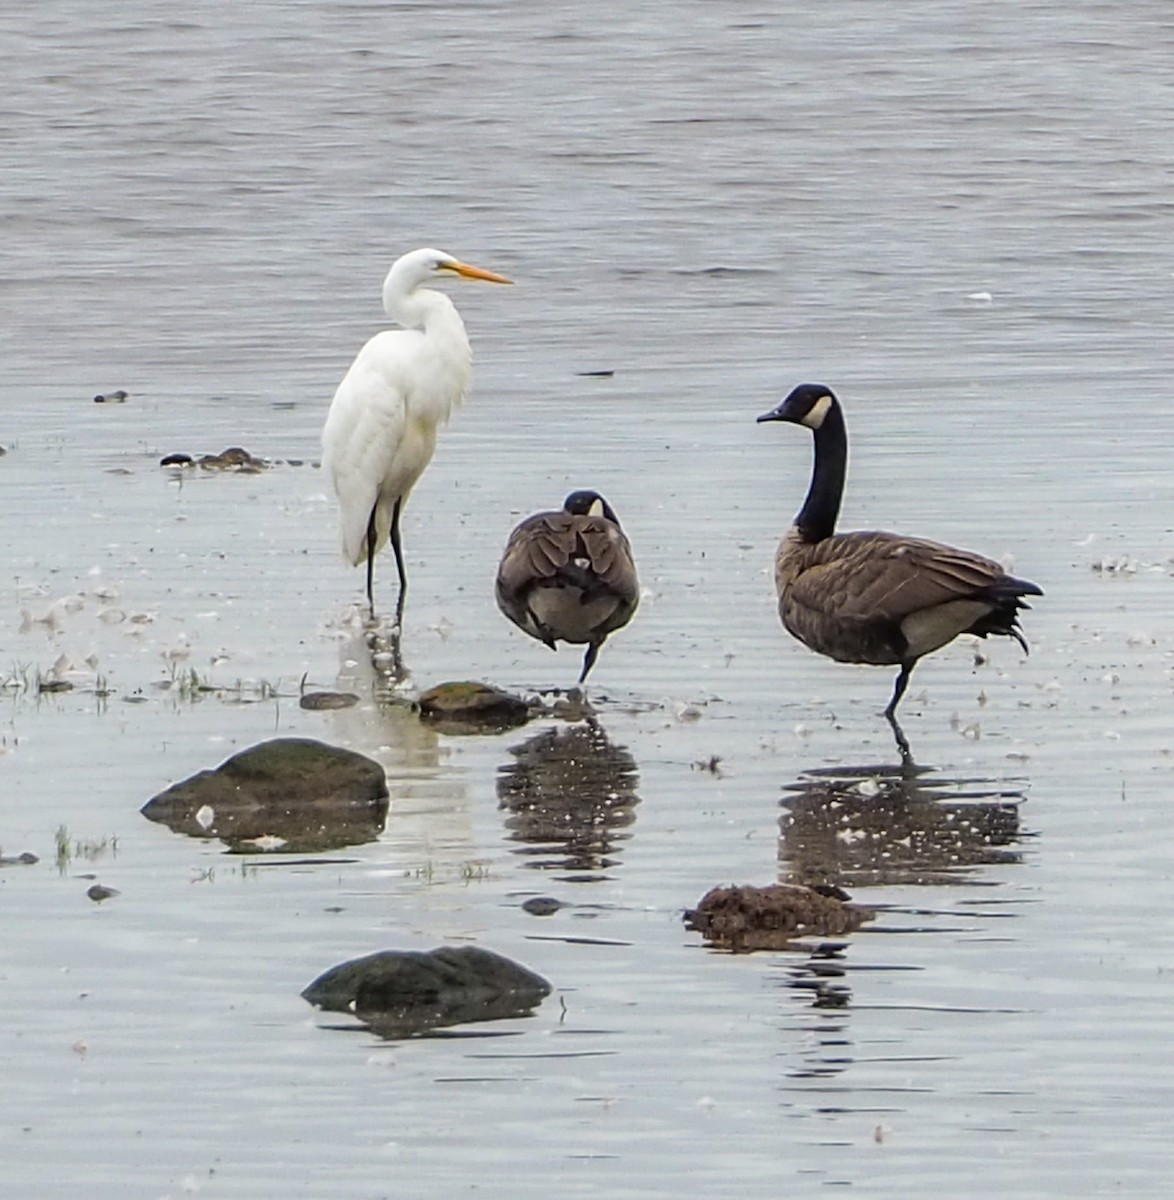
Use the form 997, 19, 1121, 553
496, 490, 639, 685
757, 384, 1042, 750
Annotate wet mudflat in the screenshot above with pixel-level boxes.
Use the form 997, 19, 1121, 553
5, 3, 1174, 1197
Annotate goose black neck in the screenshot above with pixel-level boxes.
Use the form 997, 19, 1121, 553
796, 403, 847, 543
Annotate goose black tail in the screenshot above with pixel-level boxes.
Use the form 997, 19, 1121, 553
968, 574, 1043, 655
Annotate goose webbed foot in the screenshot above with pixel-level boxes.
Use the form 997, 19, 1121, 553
886, 708, 916, 770
883, 662, 917, 768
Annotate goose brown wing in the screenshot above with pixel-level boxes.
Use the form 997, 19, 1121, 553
496, 512, 571, 600
789, 532, 1009, 624
573, 517, 640, 602
497, 513, 638, 602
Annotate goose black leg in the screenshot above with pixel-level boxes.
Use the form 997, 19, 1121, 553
578, 640, 602, 685
884, 662, 914, 720
389, 497, 407, 629
884, 662, 916, 767
886, 708, 913, 766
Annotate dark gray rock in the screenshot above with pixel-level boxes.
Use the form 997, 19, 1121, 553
303, 945, 552, 1038
141, 737, 388, 853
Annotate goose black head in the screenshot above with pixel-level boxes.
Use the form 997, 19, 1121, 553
563, 489, 619, 524
757, 384, 839, 431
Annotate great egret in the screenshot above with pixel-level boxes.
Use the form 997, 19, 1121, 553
757, 384, 1041, 755
496, 490, 639, 684
321, 247, 512, 622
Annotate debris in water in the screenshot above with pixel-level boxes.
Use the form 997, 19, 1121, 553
684, 883, 874, 951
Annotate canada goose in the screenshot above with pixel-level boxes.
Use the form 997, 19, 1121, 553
757, 384, 1042, 746
496, 490, 639, 684
322, 248, 512, 624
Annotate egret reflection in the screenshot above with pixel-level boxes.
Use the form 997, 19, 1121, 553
320, 626, 473, 866
779, 761, 1028, 889
497, 720, 640, 875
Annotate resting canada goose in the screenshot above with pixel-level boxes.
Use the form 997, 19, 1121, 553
496, 490, 639, 684
757, 384, 1042, 745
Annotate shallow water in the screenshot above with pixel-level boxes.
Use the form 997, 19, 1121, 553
4, 2, 1174, 1196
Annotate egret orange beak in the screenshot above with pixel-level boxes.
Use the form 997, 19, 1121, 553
445, 259, 513, 285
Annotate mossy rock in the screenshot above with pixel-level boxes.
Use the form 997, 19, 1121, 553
141, 737, 388, 853
417, 681, 531, 733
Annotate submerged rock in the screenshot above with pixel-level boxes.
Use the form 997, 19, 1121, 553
302, 945, 552, 1038
141, 737, 388, 853
417, 681, 531, 733
684, 883, 875, 952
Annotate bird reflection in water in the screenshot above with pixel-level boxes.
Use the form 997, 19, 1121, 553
363, 621, 407, 693
497, 721, 640, 876
779, 761, 1028, 890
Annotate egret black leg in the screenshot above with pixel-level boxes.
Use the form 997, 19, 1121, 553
578, 641, 601, 685
365, 505, 378, 616
389, 497, 407, 628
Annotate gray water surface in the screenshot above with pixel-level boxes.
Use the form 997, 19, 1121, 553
4, 3, 1174, 1197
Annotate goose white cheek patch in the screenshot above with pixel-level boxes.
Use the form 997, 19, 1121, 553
801, 394, 833, 429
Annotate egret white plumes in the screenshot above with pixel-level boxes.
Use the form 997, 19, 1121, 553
321, 247, 511, 623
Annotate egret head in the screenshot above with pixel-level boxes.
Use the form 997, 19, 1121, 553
757, 383, 838, 431
389, 247, 513, 291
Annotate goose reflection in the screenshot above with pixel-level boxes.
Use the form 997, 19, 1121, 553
779, 761, 1028, 889
497, 720, 640, 875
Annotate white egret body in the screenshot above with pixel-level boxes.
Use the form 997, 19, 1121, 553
321, 247, 511, 620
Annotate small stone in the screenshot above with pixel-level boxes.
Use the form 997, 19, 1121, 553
299, 690, 361, 711
87, 884, 120, 903
521, 896, 563, 916
0, 851, 39, 867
